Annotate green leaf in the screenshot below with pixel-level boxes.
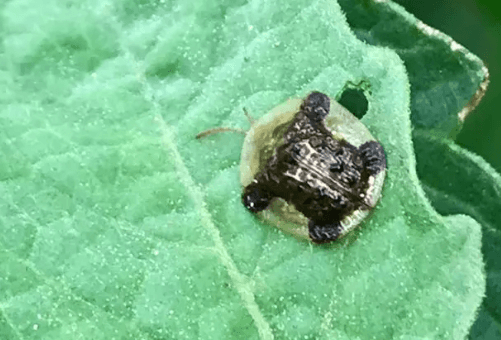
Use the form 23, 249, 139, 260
469, 308, 501, 340
0, 0, 485, 339
339, 0, 490, 137
414, 131, 501, 340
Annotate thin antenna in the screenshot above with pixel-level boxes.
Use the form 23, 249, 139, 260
195, 108, 256, 140
195, 127, 247, 139
243, 107, 255, 126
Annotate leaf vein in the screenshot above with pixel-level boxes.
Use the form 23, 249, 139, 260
0, 303, 25, 340
153, 112, 275, 340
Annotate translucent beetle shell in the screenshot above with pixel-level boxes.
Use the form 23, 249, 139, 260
198, 92, 386, 244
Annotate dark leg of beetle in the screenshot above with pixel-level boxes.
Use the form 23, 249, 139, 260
308, 220, 343, 244
242, 182, 272, 213
359, 141, 386, 176
301, 92, 331, 121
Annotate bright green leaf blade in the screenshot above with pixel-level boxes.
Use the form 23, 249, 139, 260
339, 0, 489, 136
0, 0, 485, 339
413, 131, 501, 340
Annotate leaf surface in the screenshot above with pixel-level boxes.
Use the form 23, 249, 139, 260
0, 0, 485, 339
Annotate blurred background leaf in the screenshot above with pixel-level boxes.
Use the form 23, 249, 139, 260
392, 2, 501, 337
413, 132, 501, 339
393, 0, 501, 178
339, 0, 489, 137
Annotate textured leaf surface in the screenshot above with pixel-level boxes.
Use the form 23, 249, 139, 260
339, 0, 489, 136
414, 132, 501, 340
0, 0, 485, 339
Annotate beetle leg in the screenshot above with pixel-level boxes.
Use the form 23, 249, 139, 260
358, 141, 386, 176
242, 181, 273, 213
308, 220, 343, 244
301, 92, 331, 121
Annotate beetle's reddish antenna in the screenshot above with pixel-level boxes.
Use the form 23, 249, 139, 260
243, 108, 255, 125
195, 108, 255, 140
196, 127, 247, 139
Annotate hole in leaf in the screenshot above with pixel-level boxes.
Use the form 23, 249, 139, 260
338, 88, 369, 119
